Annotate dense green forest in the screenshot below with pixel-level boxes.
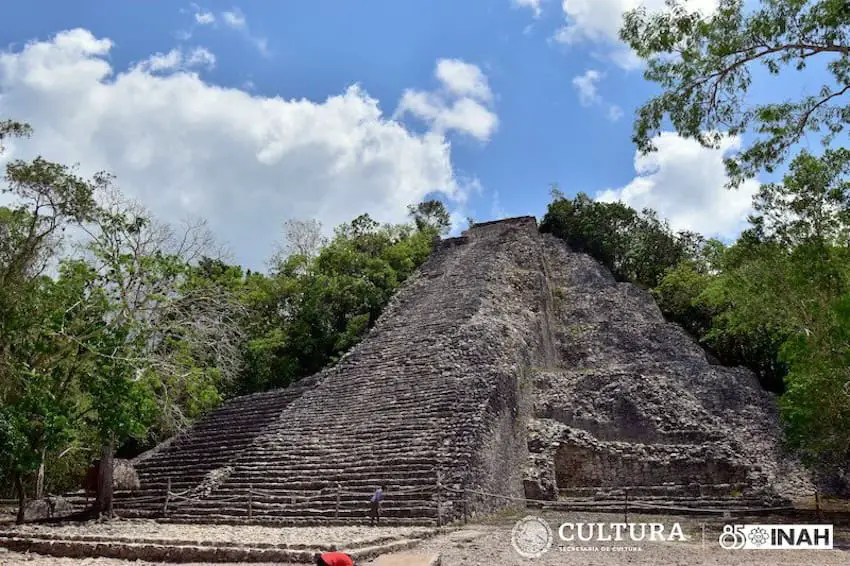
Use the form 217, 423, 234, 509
2, 0, 849, 523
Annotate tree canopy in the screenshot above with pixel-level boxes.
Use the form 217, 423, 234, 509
622, 0, 850, 185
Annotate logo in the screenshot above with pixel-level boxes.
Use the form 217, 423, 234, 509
720, 524, 833, 550
747, 527, 769, 546
511, 516, 553, 558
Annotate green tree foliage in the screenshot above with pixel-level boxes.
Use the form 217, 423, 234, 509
237, 209, 439, 395
652, 150, 850, 480
407, 199, 452, 235
621, 0, 850, 185
539, 191, 698, 288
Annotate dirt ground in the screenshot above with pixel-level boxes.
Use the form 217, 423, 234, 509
0, 510, 848, 565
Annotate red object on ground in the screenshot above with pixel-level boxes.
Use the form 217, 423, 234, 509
318, 551, 355, 566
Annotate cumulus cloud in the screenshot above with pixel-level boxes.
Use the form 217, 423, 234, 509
595, 132, 758, 238
133, 46, 216, 73
0, 29, 476, 270
195, 11, 216, 25
435, 59, 493, 103
396, 59, 498, 142
572, 69, 603, 106
513, 0, 543, 18
556, 0, 718, 69
571, 69, 623, 121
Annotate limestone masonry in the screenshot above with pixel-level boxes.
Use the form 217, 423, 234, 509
120, 217, 811, 525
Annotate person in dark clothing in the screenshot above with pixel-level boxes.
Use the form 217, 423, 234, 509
369, 484, 387, 526
314, 551, 356, 566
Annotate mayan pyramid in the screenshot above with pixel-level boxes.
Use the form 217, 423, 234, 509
119, 217, 811, 525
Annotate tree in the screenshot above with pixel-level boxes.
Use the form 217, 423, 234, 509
540, 192, 695, 288
0, 122, 103, 522
407, 200, 451, 235
751, 148, 850, 247
236, 210, 438, 395
621, 0, 850, 185
269, 219, 327, 270
76, 189, 242, 516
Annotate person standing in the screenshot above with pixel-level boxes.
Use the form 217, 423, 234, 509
369, 484, 386, 526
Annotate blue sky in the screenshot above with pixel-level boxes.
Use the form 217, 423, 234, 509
0, 0, 827, 270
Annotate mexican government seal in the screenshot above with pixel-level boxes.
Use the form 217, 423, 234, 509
511, 515, 553, 558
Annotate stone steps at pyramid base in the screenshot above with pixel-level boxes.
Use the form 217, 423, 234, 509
537, 498, 793, 515
136, 472, 440, 492
558, 482, 762, 499
163, 503, 439, 518
138, 454, 445, 474
117, 494, 435, 512
115, 510, 441, 527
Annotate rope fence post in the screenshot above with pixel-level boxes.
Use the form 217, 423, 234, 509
462, 484, 468, 525
624, 488, 629, 524
248, 484, 253, 520
335, 482, 341, 521
436, 469, 443, 527
162, 478, 171, 516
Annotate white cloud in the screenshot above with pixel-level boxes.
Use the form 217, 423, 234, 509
572, 69, 603, 106
185, 47, 216, 69
556, 0, 718, 69
134, 46, 216, 73
513, 0, 543, 18
0, 29, 475, 271
396, 59, 498, 142
219, 7, 269, 56
435, 59, 493, 103
221, 9, 246, 30
607, 104, 623, 121
195, 11, 216, 25
178, 3, 217, 40
595, 132, 758, 238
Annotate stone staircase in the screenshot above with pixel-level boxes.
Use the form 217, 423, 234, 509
115, 383, 316, 518
118, 217, 547, 526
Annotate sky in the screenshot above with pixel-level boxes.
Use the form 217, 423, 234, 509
0, 0, 822, 271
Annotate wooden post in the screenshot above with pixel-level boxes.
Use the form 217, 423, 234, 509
335, 483, 341, 521
162, 478, 171, 516
248, 484, 253, 520
624, 488, 629, 524
462, 486, 468, 525
436, 470, 443, 527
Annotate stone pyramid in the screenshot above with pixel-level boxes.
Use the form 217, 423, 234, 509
119, 217, 810, 525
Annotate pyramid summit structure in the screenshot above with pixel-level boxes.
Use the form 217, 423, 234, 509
118, 217, 811, 525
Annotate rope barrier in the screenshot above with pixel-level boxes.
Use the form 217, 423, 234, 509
443, 485, 798, 516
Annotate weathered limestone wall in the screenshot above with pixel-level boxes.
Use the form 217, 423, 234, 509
523, 234, 813, 504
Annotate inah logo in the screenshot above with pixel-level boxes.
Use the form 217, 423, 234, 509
748, 527, 769, 546
720, 524, 833, 550
511, 516, 553, 558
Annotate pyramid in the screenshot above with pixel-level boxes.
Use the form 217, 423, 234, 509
119, 217, 810, 525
